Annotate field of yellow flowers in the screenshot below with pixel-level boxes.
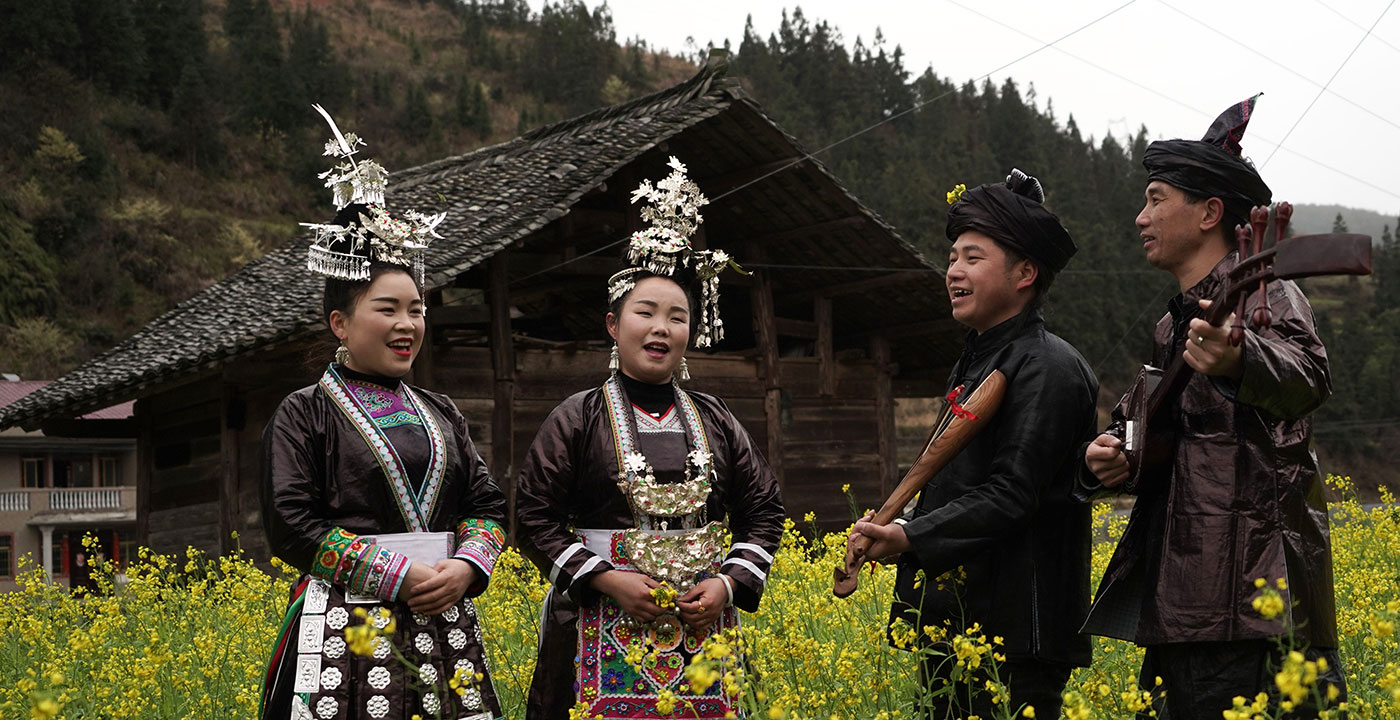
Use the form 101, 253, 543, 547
3, 475, 1397, 719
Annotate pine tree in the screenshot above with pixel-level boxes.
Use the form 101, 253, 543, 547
169, 61, 223, 168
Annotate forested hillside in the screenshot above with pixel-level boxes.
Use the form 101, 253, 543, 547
1, 1, 1395, 485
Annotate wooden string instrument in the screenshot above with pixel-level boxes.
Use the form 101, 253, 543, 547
1120, 202, 1372, 492
833, 370, 1007, 597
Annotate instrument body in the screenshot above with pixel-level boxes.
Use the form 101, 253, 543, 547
1120, 203, 1371, 492
832, 370, 1007, 597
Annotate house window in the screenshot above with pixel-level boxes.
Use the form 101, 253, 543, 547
98, 457, 121, 487
0, 534, 12, 579
22, 458, 46, 488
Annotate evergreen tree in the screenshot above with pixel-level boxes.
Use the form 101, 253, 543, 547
528, 0, 618, 113
74, 0, 147, 97
169, 61, 223, 168
1332, 212, 1348, 233
224, 0, 295, 131
402, 81, 434, 139
287, 6, 348, 105
136, 0, 209, 109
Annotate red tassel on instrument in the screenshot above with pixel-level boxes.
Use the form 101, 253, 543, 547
946, 385, 978, 421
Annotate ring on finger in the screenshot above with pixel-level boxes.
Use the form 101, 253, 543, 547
1195, 335, 1205, 346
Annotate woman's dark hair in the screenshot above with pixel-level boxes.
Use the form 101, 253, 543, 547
608, 270, 699, 339
322, 262, 421, 322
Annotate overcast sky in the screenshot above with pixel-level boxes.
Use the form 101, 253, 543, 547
534, 0, 1400, 219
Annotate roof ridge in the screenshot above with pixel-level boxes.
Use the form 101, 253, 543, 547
393, 57, 738, 189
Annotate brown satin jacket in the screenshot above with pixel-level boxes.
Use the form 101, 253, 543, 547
260, 383, 507, 575
1082, 253, 1340, 648
514, 385, 784, 719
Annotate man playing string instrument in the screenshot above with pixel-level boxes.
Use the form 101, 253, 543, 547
1081, 96, 1347, 720
853, 169, 1099, 719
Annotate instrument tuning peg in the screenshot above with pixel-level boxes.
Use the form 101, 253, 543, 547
1251, 305, 1272, 331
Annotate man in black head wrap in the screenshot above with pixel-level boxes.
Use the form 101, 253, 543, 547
854, 169, 1099, 719
1082, 97, 1347, 720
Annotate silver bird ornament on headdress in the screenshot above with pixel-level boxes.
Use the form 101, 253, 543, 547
303, 104, 445, 286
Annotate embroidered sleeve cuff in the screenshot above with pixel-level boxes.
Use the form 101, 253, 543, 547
311, 527, 411, 602
454, 518, 507, 595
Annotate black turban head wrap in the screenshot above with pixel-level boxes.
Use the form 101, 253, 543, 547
1142, 94, 1273, 226
945, 168, 1077, 275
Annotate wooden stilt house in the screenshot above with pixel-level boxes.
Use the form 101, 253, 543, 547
0, 54, 961, 560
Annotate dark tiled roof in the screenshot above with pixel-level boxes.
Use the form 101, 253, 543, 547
0, 60, 946, 430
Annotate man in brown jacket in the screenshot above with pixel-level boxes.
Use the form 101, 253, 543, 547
1082, 96, 1346, 720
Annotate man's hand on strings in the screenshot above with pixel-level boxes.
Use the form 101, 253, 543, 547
677, 577, 726, 630
1184, 299, 1243, 379
1085, 434, 1129, 488
590, 569, 665, 623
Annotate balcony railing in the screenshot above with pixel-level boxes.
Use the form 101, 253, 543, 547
0, 491, 29, 512
0, 487, 136, 515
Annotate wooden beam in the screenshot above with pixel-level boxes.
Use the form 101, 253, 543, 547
508, 252, 619, 278
774, 316, 819, 340
701, 157, 805, 195
432, 304, 492, 327
871, 336, 896, 498
753, 216, 866, 245
565, 206, 625, 231
135, 399, 152, 548
218, 386, 241, 556
844, 317, 963, 341
783, 270, 931, 303
751, 265, 784, 491
489, 253, 518, 541
415, 291, 441, 390
815, 297, 834, 397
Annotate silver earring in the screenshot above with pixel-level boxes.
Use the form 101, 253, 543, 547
678, 357, 690, 382
608, 343, 619, 372
335, 344, 351, 365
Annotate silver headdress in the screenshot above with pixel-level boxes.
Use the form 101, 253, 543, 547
607, 157, 741, 348
303, 104, 445, 286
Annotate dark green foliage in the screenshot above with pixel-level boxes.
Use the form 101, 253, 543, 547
224, 0, 296, 131
0, 201, 60, 325
526, 1, 618, 114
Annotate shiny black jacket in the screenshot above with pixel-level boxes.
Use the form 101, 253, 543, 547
1082, 254, 1339, 648
260, 382, 507, 574
894, 310, 1099, 667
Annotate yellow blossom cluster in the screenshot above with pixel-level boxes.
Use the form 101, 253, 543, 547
4, 474, 1398, 720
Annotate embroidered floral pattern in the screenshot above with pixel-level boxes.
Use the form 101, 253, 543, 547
311, 527, 409, 601
453, 518, 506, 578
319, 366, 446, 532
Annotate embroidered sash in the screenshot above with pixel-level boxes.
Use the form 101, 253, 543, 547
319, 366, 447, 532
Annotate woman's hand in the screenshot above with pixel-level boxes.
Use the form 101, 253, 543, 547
403, 559, 478, 615
677, 577, 727, 630
590, 570, 665, 623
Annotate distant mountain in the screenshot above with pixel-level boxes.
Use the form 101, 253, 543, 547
1292, 203, 1397, 242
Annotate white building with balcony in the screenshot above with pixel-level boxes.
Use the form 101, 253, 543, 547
0, 380, 136, 592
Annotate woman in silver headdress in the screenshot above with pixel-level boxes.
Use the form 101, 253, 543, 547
258, 107, 507, 720
514, 158, 785, 720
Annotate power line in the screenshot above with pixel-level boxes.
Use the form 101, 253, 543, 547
945, 0, 1400, 202
1261, 0, 1396, 168
1157, 0, 1400, 136
707, 0, 1141, 205
1311, 0, 1400, 55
